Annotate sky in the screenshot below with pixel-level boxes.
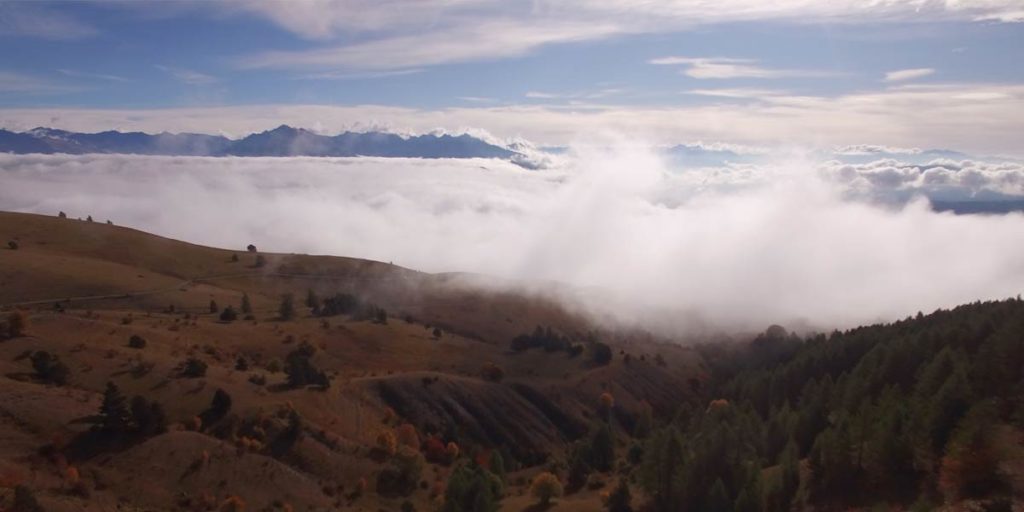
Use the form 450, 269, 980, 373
0, 0, 1023, 153
3, 1, 1024, 333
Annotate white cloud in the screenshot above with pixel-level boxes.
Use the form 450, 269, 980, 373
3, 150, 1024, 334
2, 83, 1022, 155
884, 68, 935, 82
651, 56, 828, 79
0, 2, 97, 40
154, 65, 218, 86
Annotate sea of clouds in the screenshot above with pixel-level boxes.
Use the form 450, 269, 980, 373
3, 146, 1024, 334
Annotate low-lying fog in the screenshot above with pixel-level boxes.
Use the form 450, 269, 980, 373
4, 146, 1024, 334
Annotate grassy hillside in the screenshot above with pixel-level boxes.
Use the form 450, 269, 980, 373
0, 211, 700, 511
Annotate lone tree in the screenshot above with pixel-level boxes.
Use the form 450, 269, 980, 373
86, 215, 93, 222
247, 244, 257, 252
531, 472, 563, 507
279, 293, 296, 320
305, 289, 321, 311
98, 381, 130, 434
58, 211, 67, 218
240, 293, 252, 315
199, 388, 232, 428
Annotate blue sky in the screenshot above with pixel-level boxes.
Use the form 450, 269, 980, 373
0, 1, 1023, 153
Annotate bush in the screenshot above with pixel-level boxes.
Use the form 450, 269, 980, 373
13, 485, 43, 512
318, 293, 361, 317
7, 240, 17, 250
531, 472, 563, 506
284, 342, 329, 389
247, 244, 257, 252
128, 335, 147, 349
180, 357, 208, 378
219, 306, 238, 322
3, 310, 28, 338
30, 350, 70, 385
248, 373, 266, 386
209, 300, 218, 314
265, 358, 283, 373
480, 362, 504, 383
590, 341, 613, 366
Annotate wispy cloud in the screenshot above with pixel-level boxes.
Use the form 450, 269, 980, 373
297, 68, 423, 81
687, 88, 785, 99
239, 19, 621, 71
0, 2, 97, 40
884, 68, 935, 82
651, 56, 831, 79
58, 69, 130, 83
155, 65, 218, 85
226, 1, 1024, 73
0, 71, 77, 94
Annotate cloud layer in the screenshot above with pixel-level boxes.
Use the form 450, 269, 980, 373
3, 149, 1024, 334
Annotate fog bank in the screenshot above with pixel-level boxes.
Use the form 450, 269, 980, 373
3, 148, 1024, 333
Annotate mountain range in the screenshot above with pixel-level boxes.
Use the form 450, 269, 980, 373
0, 125, 536, 163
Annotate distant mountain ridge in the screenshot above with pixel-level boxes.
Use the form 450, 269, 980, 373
0, 125, 528, 162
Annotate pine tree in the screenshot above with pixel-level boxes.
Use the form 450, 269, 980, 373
705, 479, 732, 512
279, 293, 296, 320
99, 381, 130, 433
606, 478, 633, 512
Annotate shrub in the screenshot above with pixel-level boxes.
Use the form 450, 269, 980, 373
590, 341, 613, 366
255, 254, 266, 267
442, 463, 501, 512
248, 373, 266, 386
6, 310, 27, 338
30, 351, 70, 385
58, 211, 67, 218
219, 306, 238, 322
318, 293, 361, 317
128, 335, 147, 349
265, 358, 283, 373
480, 362, 504, 383
247, 244, 257, 252
396, 423, 420, 449
606, 478, 633, 512
531, 472, 563, 506
209, 300, 218, 314
180, 357, 208, 378
13, 485, 43, 512
376, 430, 398, 457
284, 342, 329, 389
235, 356, 248, 371
7, 240, 17, 250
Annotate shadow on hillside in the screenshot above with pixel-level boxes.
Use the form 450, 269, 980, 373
520, 502, 556, 512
